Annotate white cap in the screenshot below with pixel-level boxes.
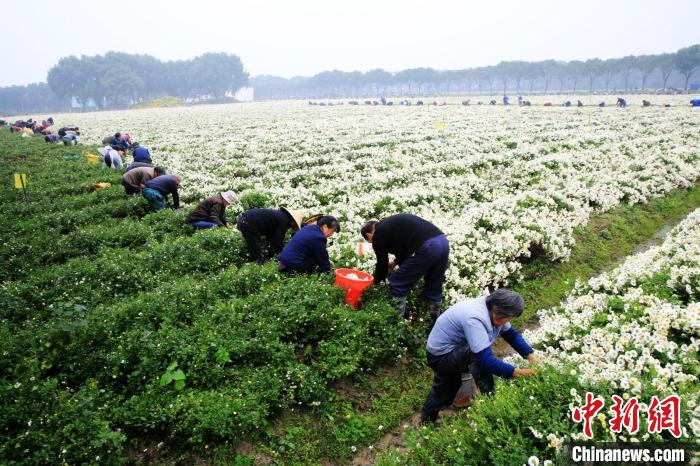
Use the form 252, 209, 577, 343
221, 191, 237, 204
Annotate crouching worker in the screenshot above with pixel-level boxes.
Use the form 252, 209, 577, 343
361, 214, 449, 321
186, 191, 237, 229
237, 207, 303, 264
142, 175, 181, 212
278, 216, 340, 273
121, 166, 165, 195
421, 289, 537, 424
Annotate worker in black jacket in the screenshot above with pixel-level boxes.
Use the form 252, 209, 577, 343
237, 207, 303, 264
361, 214, 449, 320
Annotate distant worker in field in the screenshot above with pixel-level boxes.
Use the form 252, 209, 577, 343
132, 146, 153, 164
62, 133, 78, 145
642, 100, 652, 107
599, 101, 606, 107
577, 100, 584, 107
360, 214, 449, 321
517, 95, 523, 106
279, 215, 340, 273
108, 132, 131, 150
690, 98, 700, 107
502, 95, 510, 106
420, 289, 537, 424
57, 126, 79, 137
186, 191, 237, 229
237, 207, 303, 264
142, 174, 182, 212
120, 166, 165, 195
99, 145, 125, 169
616, 97, 627, 108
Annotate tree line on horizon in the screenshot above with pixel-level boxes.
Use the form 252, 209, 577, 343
0, 45, 698, 116
0, 52, 248, 116
253, 44, 699, 100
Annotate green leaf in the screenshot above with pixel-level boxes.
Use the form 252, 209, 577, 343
172, 369, 186, 381
174, 379, 185, 390
167, 361, 178, 371
159, 372, 173, 386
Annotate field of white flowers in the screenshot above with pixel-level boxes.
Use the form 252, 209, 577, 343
55, 95, 699, 302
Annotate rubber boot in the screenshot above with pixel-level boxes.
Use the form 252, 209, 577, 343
393, 296, 408, 318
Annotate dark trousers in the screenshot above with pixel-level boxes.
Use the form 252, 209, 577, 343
236, 215, 264, 264
279, 257, 317, 274
389, 234, 449, 302
421, 344, 495, 422
121, 179, 140, 195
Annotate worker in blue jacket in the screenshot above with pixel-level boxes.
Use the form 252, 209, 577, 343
142, 175, 181, 212
279, 216, 340, 273
132, 146, 152, 164
421, 289, 537, 424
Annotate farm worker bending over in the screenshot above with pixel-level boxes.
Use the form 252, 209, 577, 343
132, 146, 152, 164
421, 289, 537, 424
186, 191, 237, 229
279, 216, 340, 273
121, 166, 165, 195
616, 97, 627, 108
142, 175, 181, 212
99, 145, 125, 169
361, 214, 449, 321
237, 207, 303, 264
691, 99, 700, 107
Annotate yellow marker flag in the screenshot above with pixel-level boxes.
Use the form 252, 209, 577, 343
14, 173, 27, 189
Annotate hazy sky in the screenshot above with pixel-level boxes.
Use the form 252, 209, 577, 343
2, 0, 698, 86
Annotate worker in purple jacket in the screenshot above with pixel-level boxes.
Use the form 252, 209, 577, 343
361, 214, 449, 321
421, 289, 537, 424
279, 216, 340, 273
142, 175, 181, 212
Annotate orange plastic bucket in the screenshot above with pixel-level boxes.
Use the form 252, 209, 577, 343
335, 268, 373, 309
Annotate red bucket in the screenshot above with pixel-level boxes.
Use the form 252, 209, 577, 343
335, 268, 373, 309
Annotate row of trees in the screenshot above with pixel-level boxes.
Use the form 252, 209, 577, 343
252, 44, 700, 100
1, 45, 698, 115
1, 52, 248, 115
45, 52, 248, 110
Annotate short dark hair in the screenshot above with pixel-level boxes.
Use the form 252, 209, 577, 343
154, 166, 166, 176
317, 215, 340, 233
114, 132, 121, 139
485, 289, 524, 319
360, 220, 378, 240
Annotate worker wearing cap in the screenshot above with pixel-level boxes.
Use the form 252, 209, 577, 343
121, 166, 165, 195
279, 216, 340, 273
186, 191, 237, 229
361, 214, 449, 321
237, 207, 303, 264
142, 175, 181, 212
